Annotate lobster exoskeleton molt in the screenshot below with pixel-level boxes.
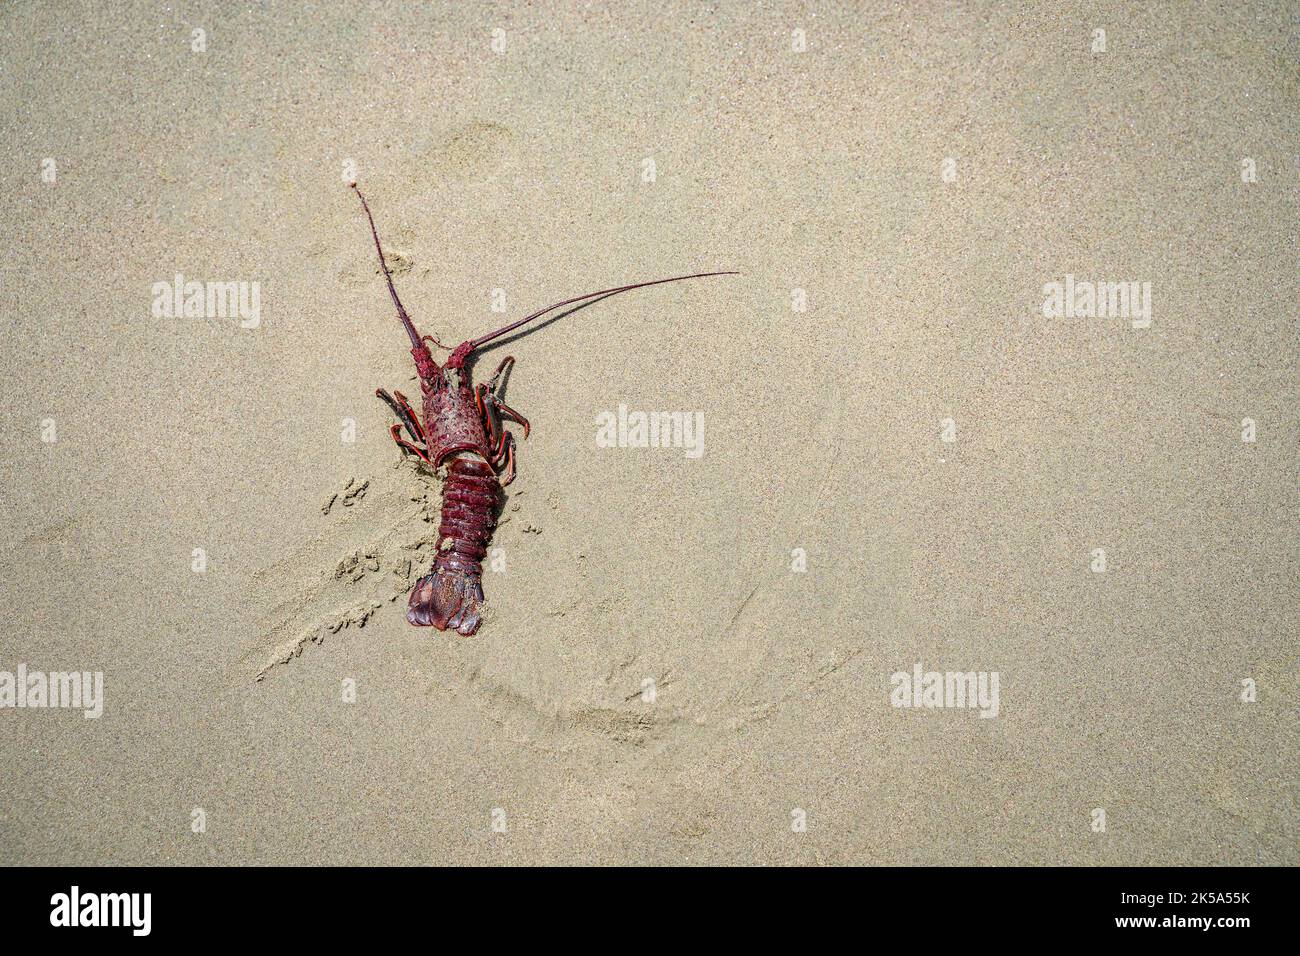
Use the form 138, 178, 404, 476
352, 183, 735, 635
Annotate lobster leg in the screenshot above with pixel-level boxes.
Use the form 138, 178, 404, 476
472, 359, 523, 486
494, 433, 517, 487
484, 357, 529, 438
476, 382, 529, 445
474, 384, 499, 446
465, 383, 497, 450
493, 398, 530, 440
487, 355, 515, 393
376, 388, 425, 445
486, 420, 509, 465
389, 424, 432, 464
390, 390, 426, 442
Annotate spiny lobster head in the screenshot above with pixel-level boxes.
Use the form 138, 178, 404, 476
410, 340, 474, 390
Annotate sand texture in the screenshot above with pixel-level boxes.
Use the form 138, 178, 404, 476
1, 2, 1296, 865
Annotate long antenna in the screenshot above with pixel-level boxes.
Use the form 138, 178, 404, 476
469, 271, 740, 351
352, 184, 423, 353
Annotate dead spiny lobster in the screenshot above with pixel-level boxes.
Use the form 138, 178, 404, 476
352, 184, 735, 635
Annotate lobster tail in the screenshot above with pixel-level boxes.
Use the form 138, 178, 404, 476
408, 457, 502, 635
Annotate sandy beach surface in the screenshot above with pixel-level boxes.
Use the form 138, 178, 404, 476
2, 1, 1296, 865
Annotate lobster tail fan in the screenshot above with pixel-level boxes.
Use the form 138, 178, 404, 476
408, 570, 485, 635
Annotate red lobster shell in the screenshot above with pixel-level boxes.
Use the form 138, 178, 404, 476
353, 184, 733, 635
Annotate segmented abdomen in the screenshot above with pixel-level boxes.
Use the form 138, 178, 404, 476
436, 457, 501, 571
407, 456, 501, 635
